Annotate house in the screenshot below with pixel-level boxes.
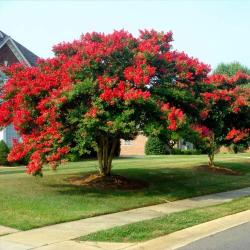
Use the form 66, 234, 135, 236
0, 31, 39, 147
120, 134, 249, 156
120, 135, 148, 156
120, 135, 194, 156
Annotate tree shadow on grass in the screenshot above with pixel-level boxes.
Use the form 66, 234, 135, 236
215, 161, 250, 174
45, 162, 249, 200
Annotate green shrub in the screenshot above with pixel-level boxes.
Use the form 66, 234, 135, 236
0, 140, 10, 165
66, 152, 83, 162
145, 137, 167, 155
231, 144, 248, 154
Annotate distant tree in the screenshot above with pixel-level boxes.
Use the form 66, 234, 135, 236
214, 62, 250, 77
0, 140, 10, 166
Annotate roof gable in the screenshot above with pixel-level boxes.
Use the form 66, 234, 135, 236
0, 31, 39, 66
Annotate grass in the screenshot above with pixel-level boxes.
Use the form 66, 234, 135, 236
79, 196, 250, 242
0, 153, 249, 230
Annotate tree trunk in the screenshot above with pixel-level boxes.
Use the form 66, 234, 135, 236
208, 151, 215, 168
97, 136, 118, 176
208, 134, 216, 168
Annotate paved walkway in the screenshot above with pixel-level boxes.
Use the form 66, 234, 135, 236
0, 226, 19, 237
1, 187, 250, 250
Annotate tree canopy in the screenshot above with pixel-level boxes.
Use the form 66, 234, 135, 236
0, 30, 249, 176
191, 72, 250, 166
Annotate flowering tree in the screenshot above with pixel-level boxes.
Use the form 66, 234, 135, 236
0, 30, 210, 176
191, 72, 250, 167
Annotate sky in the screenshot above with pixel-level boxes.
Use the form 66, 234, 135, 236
0, 0, 250, 70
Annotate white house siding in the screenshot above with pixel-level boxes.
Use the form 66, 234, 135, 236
0, 126, 20, 148
0, 129, 4, 141
0, 71, 20, 147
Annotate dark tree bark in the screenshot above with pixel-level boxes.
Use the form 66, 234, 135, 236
208, 151, 215, 168
208, 135, 216, 168
97, 136, 118, 176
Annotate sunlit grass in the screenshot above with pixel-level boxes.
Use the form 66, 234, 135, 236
0, 153, 249, 230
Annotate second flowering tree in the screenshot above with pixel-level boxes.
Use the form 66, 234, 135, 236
192, 72, 250, 167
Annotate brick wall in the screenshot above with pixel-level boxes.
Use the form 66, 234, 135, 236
0, 44, 19, 66
220, 146, 250, 153
120, 135, 147, 156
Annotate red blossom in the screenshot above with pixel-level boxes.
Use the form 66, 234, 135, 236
124, 89, 151, 101
85, 107, 99, 118
26, 151, 43, 175
191, 124, 212, 138
226, 128, 250, 143
161, 103, 185, 131
200, 110, 209, 120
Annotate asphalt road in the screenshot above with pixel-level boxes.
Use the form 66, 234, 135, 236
179, 222, 250, 250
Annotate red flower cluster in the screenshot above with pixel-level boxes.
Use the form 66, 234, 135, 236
172, 51, 210, 84
46, 146, 70, 163
202, 81, 249, 115
26, 151, 43, 175
0, 60, 73, 174
161, 103, 185, 131
124, 60, 156, 86
99, 78, 150, 103
138, 29, 173, 54
205, 74, 227, 85
206, 71, 250, 86
7, 139, 31, 162
226, 128, 250, 143
199, 110, 209, 120
124, 89, 151, 101
85, 107, 99, 118
191, 124, 212, 138
0, 101, 12, 126
202, 90, 232, 103
53, 30, 136, 63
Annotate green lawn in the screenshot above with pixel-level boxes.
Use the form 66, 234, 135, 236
79, 196, 250, 242
0, 153, 249, 230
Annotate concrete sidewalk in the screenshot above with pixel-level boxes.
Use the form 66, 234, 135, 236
20, 209, 250, 250
0, 226, 19, 237
1, 187, 250, 250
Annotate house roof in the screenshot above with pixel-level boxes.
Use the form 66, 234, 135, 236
0, 30, 8, 45
0, 30, 39, 66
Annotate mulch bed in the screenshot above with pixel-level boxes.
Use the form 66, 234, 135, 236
195, 165, 242, 176
67, 174, 149, 190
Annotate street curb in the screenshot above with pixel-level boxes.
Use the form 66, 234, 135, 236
125, 209, 250, 250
